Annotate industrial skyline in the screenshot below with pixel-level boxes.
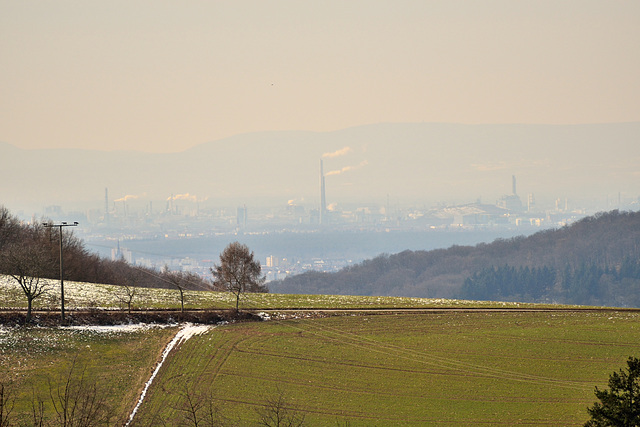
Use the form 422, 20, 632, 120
6, 122, 638, 219
10, 161, 635, 286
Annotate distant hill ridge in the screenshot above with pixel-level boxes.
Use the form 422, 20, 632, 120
269, 209, 640, 307
2, 122, 639, 208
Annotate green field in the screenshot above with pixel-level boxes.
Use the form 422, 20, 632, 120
132, 310, 638, 426
1, 278, 638, 425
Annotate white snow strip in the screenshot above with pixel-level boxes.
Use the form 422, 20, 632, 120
125, 323, 212, 426
60, 323, 171, 333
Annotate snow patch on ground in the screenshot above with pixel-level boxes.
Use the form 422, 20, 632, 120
256, 312, 271, 321
125, 323, 213, 426
174, 323, 212, 341
60, 323, 173, 333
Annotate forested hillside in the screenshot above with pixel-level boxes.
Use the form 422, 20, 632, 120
270, 210, 640, 307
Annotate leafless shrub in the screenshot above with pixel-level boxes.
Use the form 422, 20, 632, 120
29, 388, 46, 427
110, 266, 143, 314
172, 383, 229, 427
255, 388, 306, 427
45, 356, 114, 426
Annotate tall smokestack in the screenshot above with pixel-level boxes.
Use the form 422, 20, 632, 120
104, 188, 109, 224
320, 159, 326, 224
512, 175, 517, 196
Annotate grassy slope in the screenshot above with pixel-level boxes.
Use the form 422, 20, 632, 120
0, 325, 178, 426
135, 310, 639, 426
0, 276, 571, 312
1, 279, 637, 425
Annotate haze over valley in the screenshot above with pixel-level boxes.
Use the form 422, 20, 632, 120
2, 122, 639, 212
2, 122, 638, 284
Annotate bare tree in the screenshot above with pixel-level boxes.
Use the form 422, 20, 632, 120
210, 242, 266, 311
113, 281, 138, 314
255, 388, 306, 427
167, 270, 186, 313
0, 235, 55, 323
0, 382, 15, 427
163, 268, 202, 313
110, 262, 142, 314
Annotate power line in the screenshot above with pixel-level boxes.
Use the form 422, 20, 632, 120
43, 221, 79, 322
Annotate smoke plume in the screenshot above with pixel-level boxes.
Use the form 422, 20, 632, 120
167, 193, 203, 202
326, 160, 368, 176
114, 194, 140, 202
322, 146, 352, 158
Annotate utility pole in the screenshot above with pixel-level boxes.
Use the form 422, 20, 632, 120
43, 221, 78, 322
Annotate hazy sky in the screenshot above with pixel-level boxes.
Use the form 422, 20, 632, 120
1, 1, 639, 153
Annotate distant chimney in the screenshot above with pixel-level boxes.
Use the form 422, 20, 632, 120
512, 175, 517, 196
104, 188, 109, 224
320, 159, 326, 224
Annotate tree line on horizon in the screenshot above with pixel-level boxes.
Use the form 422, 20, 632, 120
270, 209, 640, 307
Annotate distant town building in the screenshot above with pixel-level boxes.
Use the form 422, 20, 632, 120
497, 175, 524, 212
237, 205, 247, 228
111, 241, 133, 263
266, 255, 279, 267
527, 193, 535, 212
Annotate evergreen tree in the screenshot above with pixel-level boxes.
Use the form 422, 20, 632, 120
585, 356, 640, 426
